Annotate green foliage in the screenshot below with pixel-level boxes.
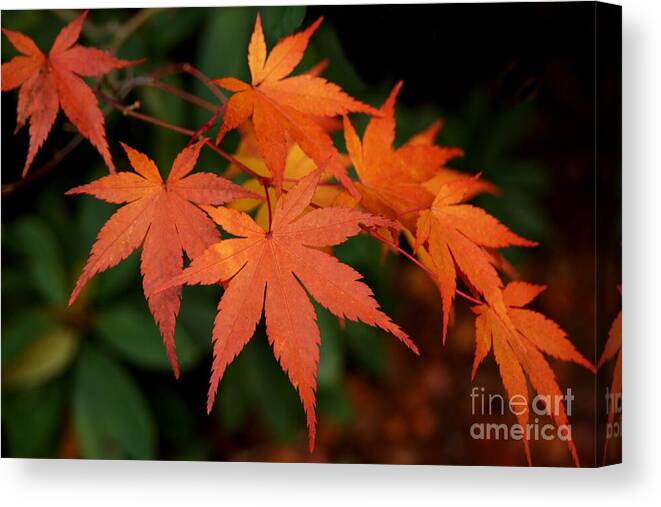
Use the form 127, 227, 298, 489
2, 381, 66, 458
73, 346, 155, 459
442, 91, 549, 241
95, 305, 204, 372
260, 6, 306, 46
3, 327, 79, 388
14, 218, 68, 306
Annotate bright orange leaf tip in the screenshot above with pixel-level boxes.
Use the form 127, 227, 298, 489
2, 10, 142, 176
156, 169, 418, 452
66, 141, 257, 378
213, 13, 380, 198
471, 281, 594, 466
415, 175, 538, 340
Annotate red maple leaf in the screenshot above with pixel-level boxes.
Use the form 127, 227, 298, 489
157, 169, 418, 450
343, 82, 494, 228
67, 141, 257, 376
416, 177, 537, 339
2, 10, 139, 175
214, 13, 379, 196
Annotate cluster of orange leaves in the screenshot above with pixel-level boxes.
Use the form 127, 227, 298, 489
3, 11, 600, 464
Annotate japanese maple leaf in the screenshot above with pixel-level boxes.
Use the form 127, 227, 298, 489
157, 169, 418, 450
406, 118, 498, 199
1, 11, 139, 176
214, 13, 379, 196
415, 176, 537, 339
343, 82, 493, 226
472, 281, 594, 466
67, 141, 256, 376
598, 309, 622, 464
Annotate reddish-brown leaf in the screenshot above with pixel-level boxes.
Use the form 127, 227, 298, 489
1, 11, 140, 175
157, 169, 418, 451
67, 141, 256, 376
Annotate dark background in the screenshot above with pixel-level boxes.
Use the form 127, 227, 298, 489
1, 3, 621, 465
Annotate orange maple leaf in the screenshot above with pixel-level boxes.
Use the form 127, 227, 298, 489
1, 10, 140, 175
598, 309, 622, 464
213, 13, 378, 196
343, 82, 495, 226
66, 141, 256, 377
472, 281, 594, 466
157, 169, 418, 451
415, 176, 537, 339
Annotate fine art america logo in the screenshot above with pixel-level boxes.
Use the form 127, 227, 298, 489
469, 386, 574, 442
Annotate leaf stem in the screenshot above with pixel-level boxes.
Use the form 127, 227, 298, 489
186, 107, 224, 146
263, 181, 273, 231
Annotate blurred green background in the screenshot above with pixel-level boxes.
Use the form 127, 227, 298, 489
1, 5, 619, 464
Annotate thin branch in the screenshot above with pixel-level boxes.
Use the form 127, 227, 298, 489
100, 92, 267, 183
101, 90, 194, 135
149, 63, 228, 104
187, 107, 223, 146
1, 135, 84, 197
365, 226, 485, 306
455, 289, 484, 306
147, 79, 218, 112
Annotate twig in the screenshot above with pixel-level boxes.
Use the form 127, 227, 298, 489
365, 225, 485, 306
147, 79, 218, 112
150, 63, 228, 104
1, 136, 84, 197
101, 90, 193, 135
456, 289, 484, 306
100, 92, 266, 183
187, 107, 223, 146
